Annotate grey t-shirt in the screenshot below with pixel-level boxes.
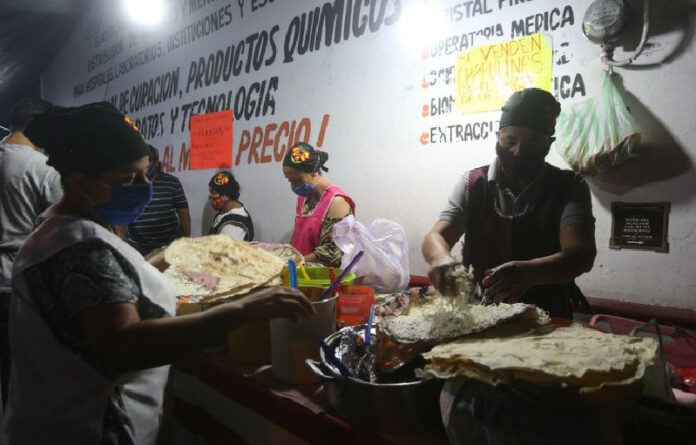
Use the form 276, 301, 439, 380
0, 142, 63, 292
439, 159, 595, 229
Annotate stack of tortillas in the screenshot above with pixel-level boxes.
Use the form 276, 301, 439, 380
424, 323, 658, 393
373, 301, 549, 374
164, 235, 285, 302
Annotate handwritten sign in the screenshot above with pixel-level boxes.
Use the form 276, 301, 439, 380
189, 110, 233, 169
610, 202, 670, 252
454, 34, 553, 114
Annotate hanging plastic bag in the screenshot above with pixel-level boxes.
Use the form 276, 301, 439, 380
555, 71, 641, 176
332, 215, 409, 292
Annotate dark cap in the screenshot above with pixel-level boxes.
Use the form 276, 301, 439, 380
499, 88, 561, 135
24, 102, 150, 176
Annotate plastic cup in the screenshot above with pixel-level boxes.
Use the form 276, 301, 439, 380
337, 285, 376, 325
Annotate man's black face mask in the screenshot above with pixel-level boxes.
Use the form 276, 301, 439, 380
496, 143, 547, 181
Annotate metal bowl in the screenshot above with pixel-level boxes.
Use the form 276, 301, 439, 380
306, 327, 444, 434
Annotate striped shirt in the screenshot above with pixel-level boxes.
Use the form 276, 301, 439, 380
127, 172, 188, 253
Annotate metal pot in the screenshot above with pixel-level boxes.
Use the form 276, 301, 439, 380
305, 328, 444, 434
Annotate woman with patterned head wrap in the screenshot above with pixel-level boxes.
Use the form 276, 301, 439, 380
6, 102, 313, 444
207, 170, 254, 241
282, 142, 355, 266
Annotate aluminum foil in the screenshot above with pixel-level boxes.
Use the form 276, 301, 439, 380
333, 324, 377, 382
324, 324, 430, 383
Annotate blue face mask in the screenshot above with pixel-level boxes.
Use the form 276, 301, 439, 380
292, 182, 317, 197
95, 183, 153, 225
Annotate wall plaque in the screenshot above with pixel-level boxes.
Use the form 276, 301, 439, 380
610, 202, 670, 252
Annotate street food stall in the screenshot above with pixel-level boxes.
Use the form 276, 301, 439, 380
162, 235, 696, 444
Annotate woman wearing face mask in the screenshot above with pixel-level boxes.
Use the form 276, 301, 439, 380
422, 88, 597, 319
208, 170, 254, 241
5, 103, 313, 444
282, 142, 354, 266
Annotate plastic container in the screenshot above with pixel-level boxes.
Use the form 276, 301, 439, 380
270, 286, 338, 384
296, 267, 356, 288
337, 285, 376, 325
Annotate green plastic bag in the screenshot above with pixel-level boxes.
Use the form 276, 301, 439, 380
555, 72, 641, 176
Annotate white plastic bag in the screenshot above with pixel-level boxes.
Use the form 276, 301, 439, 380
555, 71, 641, 176
332, 215, 409, 292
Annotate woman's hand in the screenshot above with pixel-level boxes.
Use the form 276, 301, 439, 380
482, 261, 533, 303
229, 286, 315, 323
78, 288, 314, 372
428, 255, 459, 296
146, 248, 168, 272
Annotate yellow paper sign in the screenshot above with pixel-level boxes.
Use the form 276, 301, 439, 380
454, 34, 553, 114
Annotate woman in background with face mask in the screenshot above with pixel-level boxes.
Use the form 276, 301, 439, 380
208, 170, 254, 241
282, 142, 354, 266
5, 103, 313, 444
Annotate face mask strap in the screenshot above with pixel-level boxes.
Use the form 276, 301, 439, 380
81, 176, 110, 207
210, 195, 230, 209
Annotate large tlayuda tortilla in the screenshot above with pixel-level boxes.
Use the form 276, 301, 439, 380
382, 301, 549, 345
380, 266, 548, 346
424, 323, 658, 393
164, 235, 285, 302
372, 299, 549, 374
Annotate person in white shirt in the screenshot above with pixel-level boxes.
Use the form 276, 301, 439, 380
207, 170, 254, 241
0, 97, 60, 409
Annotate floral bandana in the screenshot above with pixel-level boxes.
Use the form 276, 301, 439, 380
213, 172, 230, 186
290, 144, 312, 164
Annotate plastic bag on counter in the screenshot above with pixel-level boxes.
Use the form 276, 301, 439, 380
333, 215, 409, 293
555, 71, 640, 176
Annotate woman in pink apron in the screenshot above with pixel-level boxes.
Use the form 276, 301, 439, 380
5, 103, 314, 445
282, 143, 355, 266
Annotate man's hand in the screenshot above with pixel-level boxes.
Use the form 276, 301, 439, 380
428, 255, 460, 296
423, 220, 465, 295
482, 261, 533, 303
